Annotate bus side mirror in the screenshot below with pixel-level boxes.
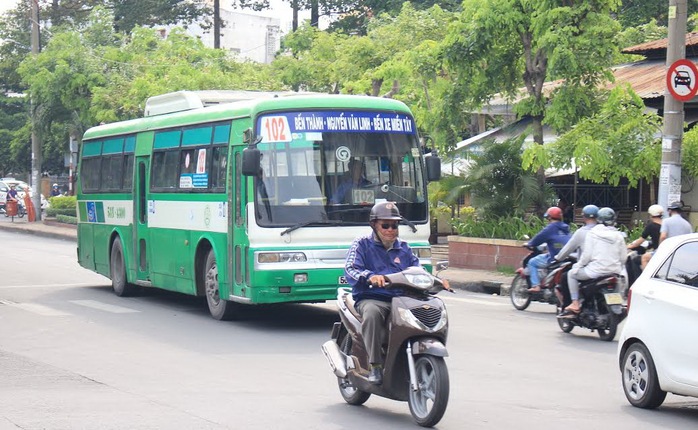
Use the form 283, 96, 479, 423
241, 146, 261, 176
425, 154, 441, 182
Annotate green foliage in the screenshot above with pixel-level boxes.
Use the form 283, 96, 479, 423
523, 85, 661, 187
681, 127, 698, 180
451, 213, 549, 240
56, 214, 78, 225
46, 207, 78, 217
48, 195, 77, 210
617, 0, 698, 28
463, 137, 547, 218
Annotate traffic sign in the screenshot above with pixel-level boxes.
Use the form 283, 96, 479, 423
666, 59, 698, 102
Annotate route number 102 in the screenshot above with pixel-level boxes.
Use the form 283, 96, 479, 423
260, 116, 292, 142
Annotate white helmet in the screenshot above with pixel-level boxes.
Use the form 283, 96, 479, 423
648, 204, 664, 217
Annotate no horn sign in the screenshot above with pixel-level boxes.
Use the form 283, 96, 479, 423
667, 59, 698, 102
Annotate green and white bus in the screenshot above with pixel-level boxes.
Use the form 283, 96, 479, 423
76, 91, 441, 320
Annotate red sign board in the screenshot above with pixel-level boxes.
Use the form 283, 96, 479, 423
667, 59, 698, 102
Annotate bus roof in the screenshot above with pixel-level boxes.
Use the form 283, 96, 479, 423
82, 91, 412, 140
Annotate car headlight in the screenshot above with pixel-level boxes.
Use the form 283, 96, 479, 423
404, 273, 433, 288
257, 252, 307, 263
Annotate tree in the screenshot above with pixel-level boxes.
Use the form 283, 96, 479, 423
617, 0, 698, 28
523, 85, 661, 188
441, 0, 621, 211
463, 137, 545, 218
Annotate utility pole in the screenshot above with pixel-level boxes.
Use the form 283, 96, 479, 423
30, 0, 42, 221
658, 0, 688, 211
214, 0, 220, 49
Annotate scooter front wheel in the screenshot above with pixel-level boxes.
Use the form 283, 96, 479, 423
510, 274, 532, 311
408, 355, 449, 428
337, 331, 371, 405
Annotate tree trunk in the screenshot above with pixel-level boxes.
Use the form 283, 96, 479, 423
292, 0, 299, 31
371, 79, 383, 96
214, 0, 220, 49
310, 0, 319, 27
382, 80, 399, 98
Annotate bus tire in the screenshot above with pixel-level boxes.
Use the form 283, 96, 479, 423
111, 237, 136, 297
204, 249, 239, 320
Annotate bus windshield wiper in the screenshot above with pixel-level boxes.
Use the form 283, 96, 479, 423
280, 219, 353, 236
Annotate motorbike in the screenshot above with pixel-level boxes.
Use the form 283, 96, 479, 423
2, 199, 25, 218
322, 263, 451, 427
510, 244, 569, 311
556, 274, 627, 341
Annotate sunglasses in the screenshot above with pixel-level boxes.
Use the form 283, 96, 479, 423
380, 223, 399, 230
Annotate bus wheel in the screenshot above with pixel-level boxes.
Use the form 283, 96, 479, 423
111, 237, 136, 297
204, 250, 239, 320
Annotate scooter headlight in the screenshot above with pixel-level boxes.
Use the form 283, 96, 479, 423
403, 273, 433, 289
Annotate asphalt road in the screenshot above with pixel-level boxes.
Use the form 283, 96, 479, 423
0, 231, 697, 429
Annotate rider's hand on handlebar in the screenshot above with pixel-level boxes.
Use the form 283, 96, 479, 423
368, 274, 387, 288
441, 279, 455, 293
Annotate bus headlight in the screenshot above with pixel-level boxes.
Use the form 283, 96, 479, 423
258, 252, 307, 263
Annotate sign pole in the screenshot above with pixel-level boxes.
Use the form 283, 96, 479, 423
659, 0, 688, 211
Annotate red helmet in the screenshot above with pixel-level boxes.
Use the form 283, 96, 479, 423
544, 207, 563, 221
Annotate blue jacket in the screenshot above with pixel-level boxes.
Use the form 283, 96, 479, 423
345, 233, 420, 302
528, 221, 571, 262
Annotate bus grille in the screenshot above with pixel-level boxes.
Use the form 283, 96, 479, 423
410, 307, 442, 329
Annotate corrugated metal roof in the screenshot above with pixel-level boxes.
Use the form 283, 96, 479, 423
622, 32, 698, 55
608, 60, 667, 99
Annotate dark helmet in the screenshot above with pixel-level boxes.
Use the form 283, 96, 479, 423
668, 201, 683, 211
544, 206, 563, 221
582, 204, 599, 219
369, 201, 402, 222
597, 207, 616, 226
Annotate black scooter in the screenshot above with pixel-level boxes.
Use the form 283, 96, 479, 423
322, 264, 450, 427
557, 274, 627, 341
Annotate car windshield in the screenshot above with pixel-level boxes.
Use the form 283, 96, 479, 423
253, 110, 428, 227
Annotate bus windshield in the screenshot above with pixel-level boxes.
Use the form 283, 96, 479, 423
254, 110, 428, 226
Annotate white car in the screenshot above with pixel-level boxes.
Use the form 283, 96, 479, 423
618, 232, 698, 409
0, 178, 49, 210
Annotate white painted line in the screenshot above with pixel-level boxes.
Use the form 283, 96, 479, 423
70, 300, 140, 314
13, 303, 71, 316
0, 283, 110, 289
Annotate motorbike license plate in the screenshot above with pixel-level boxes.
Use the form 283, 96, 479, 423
604, 293, 623, 305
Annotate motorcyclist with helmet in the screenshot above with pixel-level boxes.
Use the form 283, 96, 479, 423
549, 204, 599, 305
524, 206, 571, 293
344, 201, 450, 385
627, 204, 663, 271
561, 207, 627, 317
659, 201, 693, 244
50, 183, 62, 197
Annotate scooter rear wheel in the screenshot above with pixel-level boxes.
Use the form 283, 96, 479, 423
510, 275, 532, 311
337, 331, 371, 406
408, 355, 449, 428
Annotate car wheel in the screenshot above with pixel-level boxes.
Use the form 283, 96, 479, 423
621, 342, 667, 409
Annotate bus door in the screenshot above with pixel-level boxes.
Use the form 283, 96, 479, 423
135, 156, 151, 282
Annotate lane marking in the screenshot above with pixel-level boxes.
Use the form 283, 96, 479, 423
12, 303, 71, 316
70, 300, 140, 314
0, 283, 110, 290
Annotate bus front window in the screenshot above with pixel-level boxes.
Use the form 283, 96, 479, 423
254, 111, 428, 227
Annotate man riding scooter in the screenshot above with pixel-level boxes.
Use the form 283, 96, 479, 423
525, 206, 571, 293
344, 201, 451, 385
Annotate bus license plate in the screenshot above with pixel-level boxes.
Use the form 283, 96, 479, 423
604, 293, 623, 305
338, 276, 348, 285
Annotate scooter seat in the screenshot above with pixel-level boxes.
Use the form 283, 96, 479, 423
343, 293, 363, 321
